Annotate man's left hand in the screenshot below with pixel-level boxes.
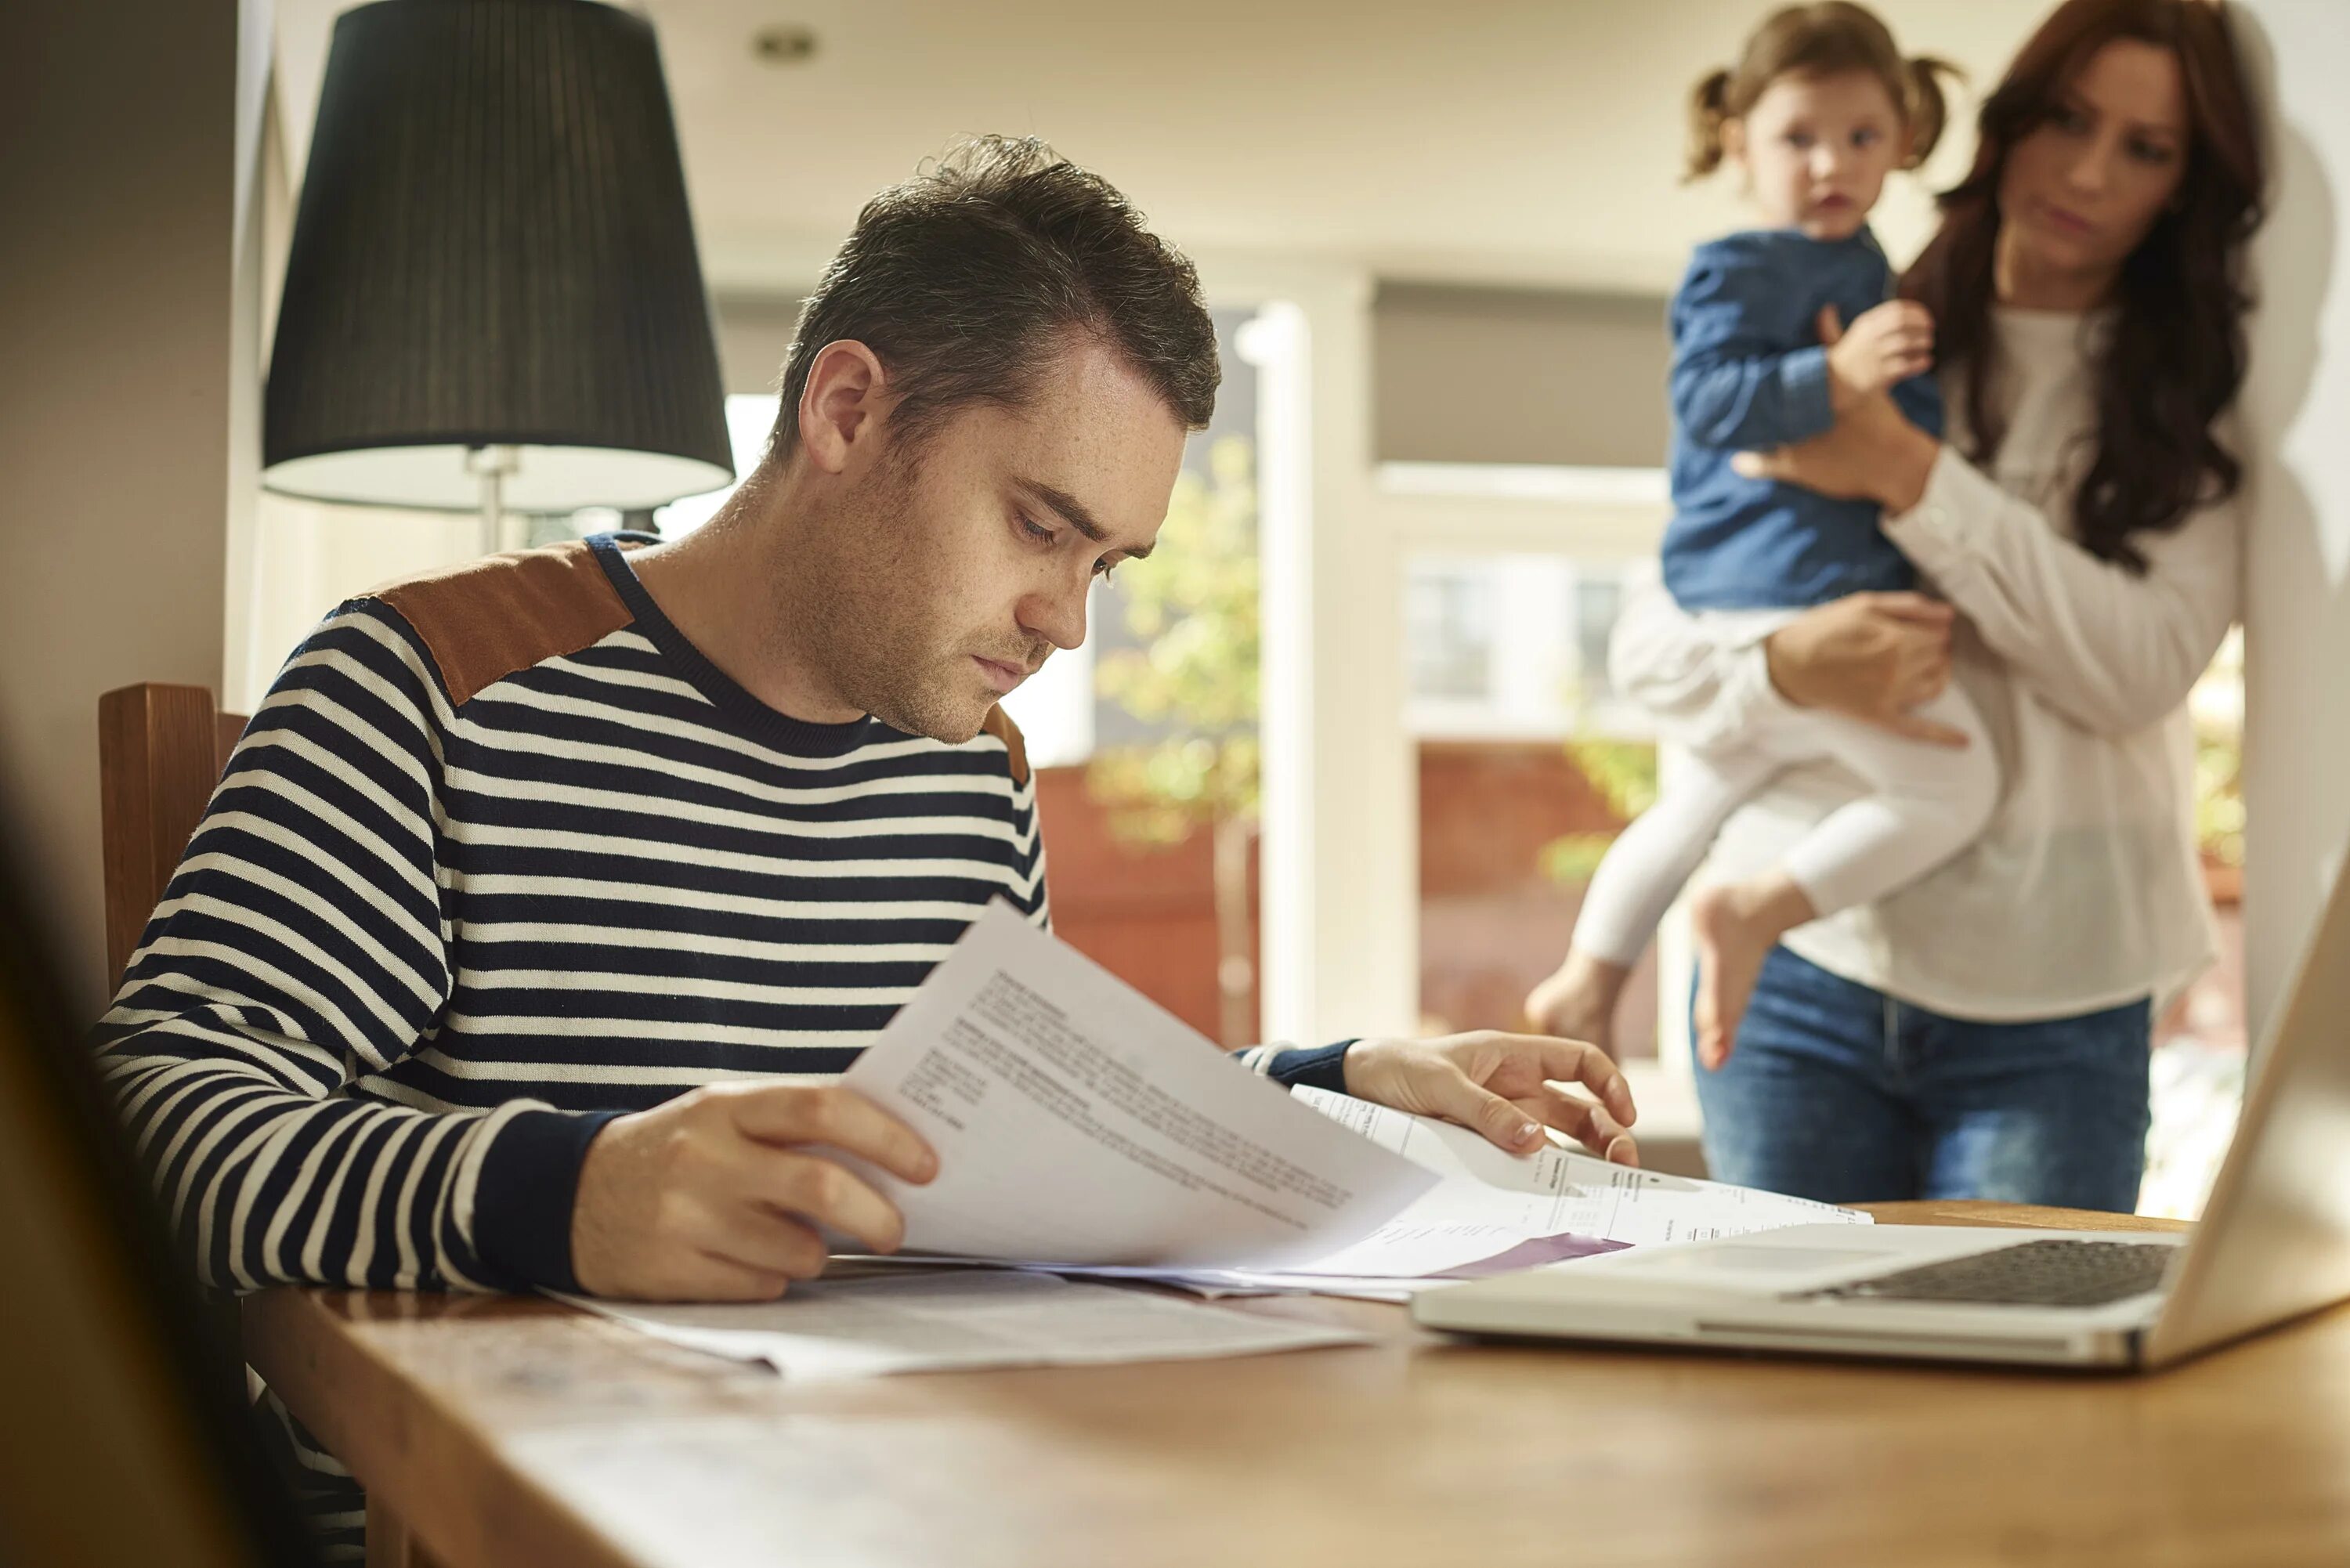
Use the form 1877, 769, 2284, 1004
1343, 1032, 1639, 1165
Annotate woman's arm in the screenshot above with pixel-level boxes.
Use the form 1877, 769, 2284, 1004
1886, 449, 2240, 737
1735, 395, 2243, 738
1609, 573, 1966, 751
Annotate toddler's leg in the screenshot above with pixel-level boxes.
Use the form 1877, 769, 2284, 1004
1527, 743, 1781, 1053
1691, 685, 1998, 1068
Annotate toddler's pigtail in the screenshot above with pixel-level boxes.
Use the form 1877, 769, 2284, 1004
1685, 67, 1734, 182
1904, 56, 1965, 167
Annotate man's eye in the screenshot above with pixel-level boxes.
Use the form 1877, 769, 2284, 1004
1017, 511, 1054, 544
1784, 132, 1813, 150
1852, 128, 1880, 148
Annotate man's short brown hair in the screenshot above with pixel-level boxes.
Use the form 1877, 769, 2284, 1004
771, 136, 1220, 456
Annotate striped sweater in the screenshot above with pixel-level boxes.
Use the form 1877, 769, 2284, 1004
96, 533, 1349, 1302
95, 534, 1348, 1557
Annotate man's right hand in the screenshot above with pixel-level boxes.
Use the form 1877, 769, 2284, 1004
1763, 591, 1967, 747
569, 1082, 938, 1302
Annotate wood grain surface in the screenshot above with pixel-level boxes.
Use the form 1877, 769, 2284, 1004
247, 1202, 2350, 1568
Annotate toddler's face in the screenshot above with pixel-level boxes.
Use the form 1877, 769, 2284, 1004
1731, 70, 1907, 240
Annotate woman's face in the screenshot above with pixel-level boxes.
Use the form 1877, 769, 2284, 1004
1998, 38, 2191, 287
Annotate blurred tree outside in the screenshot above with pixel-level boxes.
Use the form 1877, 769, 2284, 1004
1087, 435, 1262, 1046
1537, 735, 1658, 887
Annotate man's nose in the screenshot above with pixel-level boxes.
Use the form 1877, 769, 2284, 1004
1021, 578, 1090, 653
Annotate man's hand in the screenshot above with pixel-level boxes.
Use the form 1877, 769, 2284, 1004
1825, 299, 1934, 407
570, 1082, 937, 1302
1763, 591, 1967, 746
1343, 1032, 1639, 1165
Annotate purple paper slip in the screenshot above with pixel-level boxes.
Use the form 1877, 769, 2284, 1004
1430, 1232, 1630, 1279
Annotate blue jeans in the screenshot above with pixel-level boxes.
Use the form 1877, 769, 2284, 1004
1694, 947, 2152, 1210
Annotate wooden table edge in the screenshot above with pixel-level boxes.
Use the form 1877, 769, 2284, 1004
245, 1201, 2189, 1566
244, 1288, 643, 1568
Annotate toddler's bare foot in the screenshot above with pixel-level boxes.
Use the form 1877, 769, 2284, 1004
1523, 957, 1620, 1058
1690, 883, 1798, 1071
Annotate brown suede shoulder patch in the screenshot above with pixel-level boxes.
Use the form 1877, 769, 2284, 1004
981, 705, 1032, 787
370, 541, 634, 707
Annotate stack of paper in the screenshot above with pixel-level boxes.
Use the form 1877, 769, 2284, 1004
577, 905, 1875, 1378
833, 904, 1867, 1302
562, 1270, 1369, 1382
832, 903, 1441, 1270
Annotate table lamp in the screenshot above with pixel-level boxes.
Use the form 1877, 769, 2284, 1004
262, 0, 733, 552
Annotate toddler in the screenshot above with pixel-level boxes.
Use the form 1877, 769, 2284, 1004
1527, 2, 1990, 1070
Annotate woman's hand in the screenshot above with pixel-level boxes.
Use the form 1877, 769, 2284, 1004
1762, 592, 1967, 746
1734, 305, 1943, 511
1343, 1032, 1639, 1164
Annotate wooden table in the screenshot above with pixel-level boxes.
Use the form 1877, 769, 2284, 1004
244, 1201, 2350, 1568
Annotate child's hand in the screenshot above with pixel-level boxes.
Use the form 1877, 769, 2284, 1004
1824, 300, 1935, 407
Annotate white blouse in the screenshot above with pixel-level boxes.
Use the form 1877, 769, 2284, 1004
1611, 305, 2241, 1021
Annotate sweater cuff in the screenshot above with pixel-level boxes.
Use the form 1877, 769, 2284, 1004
1774, 345, 1835, 443
1884, 443, 1991, 578
471, 1108, 624, 1293
1260, 1039, 1357, 1093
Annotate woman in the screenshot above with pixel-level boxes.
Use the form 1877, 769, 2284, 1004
1603, 0, 2265, 1209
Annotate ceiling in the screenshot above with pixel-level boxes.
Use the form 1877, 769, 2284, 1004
273, 0, 2056, 297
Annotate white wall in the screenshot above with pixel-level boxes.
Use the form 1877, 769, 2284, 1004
2235, 2, 2350, 1049
0, 0, 269, 1017
1372, 284, 1670, 468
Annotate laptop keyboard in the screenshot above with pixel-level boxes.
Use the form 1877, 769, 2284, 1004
1798, 1239, 2178, 1308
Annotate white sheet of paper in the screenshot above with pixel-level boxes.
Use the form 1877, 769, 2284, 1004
558, 1270, 1368, 1381
1289, 1085, 1872, 1251
835, 902, 1437, 1269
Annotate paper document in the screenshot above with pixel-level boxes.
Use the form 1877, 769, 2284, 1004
1291, 1085, 1871, 1253
560, 1270, 1368, 1382
836, 902, 1437, 1269
1018, 1093, 1874, 1299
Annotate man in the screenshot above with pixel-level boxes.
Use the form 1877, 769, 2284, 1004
98, 137, 1636, 1550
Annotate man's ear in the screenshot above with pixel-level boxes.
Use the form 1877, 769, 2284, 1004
1721, 117, 1748, 168
797, 340, 891, 475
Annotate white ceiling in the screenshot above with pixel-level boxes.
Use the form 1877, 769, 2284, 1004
273, 0, 2055, 296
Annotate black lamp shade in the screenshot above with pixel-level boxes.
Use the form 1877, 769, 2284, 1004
262, 0, 733, 512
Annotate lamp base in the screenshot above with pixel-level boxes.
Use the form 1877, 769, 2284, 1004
466, 445, 523, 556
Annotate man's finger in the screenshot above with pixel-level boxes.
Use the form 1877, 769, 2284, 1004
1524, 1087, 1640, 1166
1514, 1035, 1636, 1125
721, 1204, 831, 1280
763, 1151, 909, 1254
1421, 1064, 1546, 1153
726, 1083, 938, 1184
686, 1245, 798, 1302
1815, 302, 1846, 345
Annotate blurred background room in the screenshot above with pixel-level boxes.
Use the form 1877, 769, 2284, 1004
12, 0, 2347, 1216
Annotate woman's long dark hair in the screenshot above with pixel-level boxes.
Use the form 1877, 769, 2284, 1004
1903, 0, 2264, 572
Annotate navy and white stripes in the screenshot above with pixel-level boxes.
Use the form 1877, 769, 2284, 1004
90, 534, 1347, 1556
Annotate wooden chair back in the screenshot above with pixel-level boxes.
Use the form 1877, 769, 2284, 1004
99, 685, 246, 986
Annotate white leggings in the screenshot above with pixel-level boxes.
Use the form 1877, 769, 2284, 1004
1571, 681, 1999, 967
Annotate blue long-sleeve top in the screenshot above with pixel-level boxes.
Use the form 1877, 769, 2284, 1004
1661, 228, 1943, 612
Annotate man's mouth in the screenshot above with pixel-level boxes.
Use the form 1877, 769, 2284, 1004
971, 655, 1029, 695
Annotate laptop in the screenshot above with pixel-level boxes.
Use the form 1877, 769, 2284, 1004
1413, 864, 2350, 1371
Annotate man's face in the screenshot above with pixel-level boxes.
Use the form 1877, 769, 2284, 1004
795, 335, 1188, 744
